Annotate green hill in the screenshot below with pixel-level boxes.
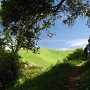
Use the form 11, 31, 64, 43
9, 48, 90, 90
19, 48, 72, 67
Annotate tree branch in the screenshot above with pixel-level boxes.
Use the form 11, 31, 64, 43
53, 0, 66, 12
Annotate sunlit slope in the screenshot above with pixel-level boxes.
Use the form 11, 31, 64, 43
19, 48, 72, 67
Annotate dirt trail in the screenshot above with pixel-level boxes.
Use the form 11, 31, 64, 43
67, 61, 86, 90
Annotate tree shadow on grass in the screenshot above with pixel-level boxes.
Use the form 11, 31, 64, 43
11, 63, 74, 90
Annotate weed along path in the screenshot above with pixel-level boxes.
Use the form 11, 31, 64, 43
67, 61, 86, 90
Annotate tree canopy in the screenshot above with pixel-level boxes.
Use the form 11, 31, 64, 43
0, 0, 90, 53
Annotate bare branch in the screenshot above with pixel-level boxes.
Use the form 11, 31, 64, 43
52, 0, 66, 12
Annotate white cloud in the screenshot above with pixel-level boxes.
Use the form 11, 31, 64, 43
58, 48, 72, 50
39, 39, 65, 43
66, 39, 88, 47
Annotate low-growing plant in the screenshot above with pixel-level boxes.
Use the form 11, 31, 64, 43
21, 62, 43, 80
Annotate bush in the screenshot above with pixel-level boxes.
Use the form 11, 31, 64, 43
66, 48, 85, 61
79, 70, 90, 89
0, 51, 21, 90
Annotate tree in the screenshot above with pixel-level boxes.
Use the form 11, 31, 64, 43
0, 0, 56, 53
0, 0, 90, 53
1, 0, 90, 89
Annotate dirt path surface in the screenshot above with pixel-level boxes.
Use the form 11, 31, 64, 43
67, 61, 86, 90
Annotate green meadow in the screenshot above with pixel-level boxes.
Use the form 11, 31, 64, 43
19, 48, 72, 67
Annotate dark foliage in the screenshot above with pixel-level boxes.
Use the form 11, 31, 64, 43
66, 48, 85, 61
1, 0, 90, 53
0, 38, 6, 51
79, 60, 90, 89
0, 0, 56, 53
0, 51, 21, 90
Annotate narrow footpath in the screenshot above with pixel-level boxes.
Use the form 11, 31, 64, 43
67, 61, 86, 90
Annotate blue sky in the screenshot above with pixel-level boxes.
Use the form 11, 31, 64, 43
0, 1, 90, 50
0, 17, 89, 50
38, 17, 90, 50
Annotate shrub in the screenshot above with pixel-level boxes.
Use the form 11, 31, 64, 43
0, 51, 21, 90
79, 70, 90, 89
66, 48, 85, 61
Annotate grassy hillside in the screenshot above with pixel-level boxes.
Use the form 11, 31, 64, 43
19, 48, 72, 67
10, 48, 90, 90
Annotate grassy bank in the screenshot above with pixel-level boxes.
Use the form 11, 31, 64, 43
10, 63, 74, 90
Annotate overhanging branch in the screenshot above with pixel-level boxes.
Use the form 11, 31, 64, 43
51, 0, 66, 12
55, 0, 66, 11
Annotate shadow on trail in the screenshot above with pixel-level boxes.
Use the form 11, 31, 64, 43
67, 60, 90, 90
67, 61, 86, 90
78, 60, 90, 90
11, 60, 90, 90
11, 63, 74, 90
